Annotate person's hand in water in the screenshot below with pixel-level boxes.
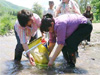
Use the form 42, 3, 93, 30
48, 58, 54, 66
27, 52, 35, 66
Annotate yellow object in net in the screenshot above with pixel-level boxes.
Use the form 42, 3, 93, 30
28, 37, 49, 67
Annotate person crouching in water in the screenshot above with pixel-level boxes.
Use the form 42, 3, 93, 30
40, 14, 92, 68
14, 9, 41, 65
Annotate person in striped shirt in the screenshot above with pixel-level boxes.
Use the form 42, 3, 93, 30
14, 9, 41, 65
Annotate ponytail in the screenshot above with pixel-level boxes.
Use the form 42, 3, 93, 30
40, 14, 54, 33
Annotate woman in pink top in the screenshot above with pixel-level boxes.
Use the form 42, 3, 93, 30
55, 0, 81, 17
14, 9, 41, 65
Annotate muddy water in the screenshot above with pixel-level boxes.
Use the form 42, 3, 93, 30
0, 23, 100, 75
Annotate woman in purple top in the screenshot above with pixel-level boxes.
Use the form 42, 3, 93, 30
40, 14, 92, 67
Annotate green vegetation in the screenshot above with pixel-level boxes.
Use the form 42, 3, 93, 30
0, 0, 43, 35
76, 0, 100, 23
0, 14, 16, 35
91, 0, 100, 23
0, 0, 26, 11
0, 0, 99, 35
0, 0, 28, 35
32, 3, 43, 18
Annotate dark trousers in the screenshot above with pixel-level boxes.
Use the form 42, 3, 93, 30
14, 28, 37, 61
84, 20, 92, 42
85, 34, 91, 42
62, 21, 93, 58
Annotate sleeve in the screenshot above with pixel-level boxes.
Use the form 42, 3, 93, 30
34, 13, 41, 28
49, 32, 56, 43
71, 0, 81, 15
55, 3, 62, 17
56, 23, 66, 45
18, 28, 27, 44
14, 20, 27, 44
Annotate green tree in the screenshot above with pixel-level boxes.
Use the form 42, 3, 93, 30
32, 3, 43, 18
76, 0, 90, 13
0, 0, 28, 35
91, 0, 100, 21
91, 0, 100, 14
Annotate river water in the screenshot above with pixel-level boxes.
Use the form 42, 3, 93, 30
0, 23, 100, 75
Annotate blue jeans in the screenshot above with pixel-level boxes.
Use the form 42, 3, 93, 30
14, 28, 37, 61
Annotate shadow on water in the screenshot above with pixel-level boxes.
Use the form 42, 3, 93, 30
53, 56, 88, 75
4, 60, 25, 75
3, 56, 88, 75
3, 60, 56, 75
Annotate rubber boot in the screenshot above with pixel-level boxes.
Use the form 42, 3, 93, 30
68, 52, 76, 68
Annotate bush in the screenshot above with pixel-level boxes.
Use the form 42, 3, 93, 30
0, 14, 16, 35
92, 14, 100, 23
32, 3, 43, 18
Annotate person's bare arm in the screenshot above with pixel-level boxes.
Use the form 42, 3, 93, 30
48, 42, 55, 55
22, 43, 29, 51
22, 44, 35, 65
48, 44, 64, 66
72, 0, 81, 15
55, 6, 61, 17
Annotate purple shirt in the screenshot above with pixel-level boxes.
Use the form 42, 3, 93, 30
49, 14, 87, 45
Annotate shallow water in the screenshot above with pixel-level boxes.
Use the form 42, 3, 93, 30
2, 56, 89, 75
1, 43, 100, 75
0, 23, 100, 75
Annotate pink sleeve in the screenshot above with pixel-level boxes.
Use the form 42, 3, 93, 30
14, 21, 27, 44
18, 27, 27, 44
20, 29, 27, 44
34, 13, 41, 28
49, 32, 56, 43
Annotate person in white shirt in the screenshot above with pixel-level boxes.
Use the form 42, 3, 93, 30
43, 1, 55, 42
43, 1, 55, 17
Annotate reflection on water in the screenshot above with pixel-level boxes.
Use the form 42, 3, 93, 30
4, 60, 25, 75
3, 56, 88, 75
1, 24, 100, 75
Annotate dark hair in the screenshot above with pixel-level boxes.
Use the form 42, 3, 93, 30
49, 1, 54, 5
86, 6, 91, 11
17, 9, 33, 27
40, 14, 54, 33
